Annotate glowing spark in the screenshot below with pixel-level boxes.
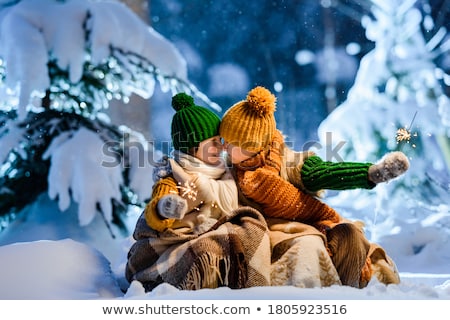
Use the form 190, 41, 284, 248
396, 127, 411, 142
177, 181, 197, 201
396, 111, 418, 146
193, 201, 204, 211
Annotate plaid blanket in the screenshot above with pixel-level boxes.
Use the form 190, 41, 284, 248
266, 218, 400, 288
126, 208, 399, 291
125, 206, 271, 291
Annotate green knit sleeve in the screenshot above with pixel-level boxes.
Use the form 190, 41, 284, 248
301, 156, 376, 192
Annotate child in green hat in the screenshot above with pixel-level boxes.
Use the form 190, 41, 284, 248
126, 93, 272, 292
144, 92, 238, 234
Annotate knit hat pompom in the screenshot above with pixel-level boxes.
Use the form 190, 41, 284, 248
219, 86, 277, 153
172, 92, 194, 111
246, 86, 276, 117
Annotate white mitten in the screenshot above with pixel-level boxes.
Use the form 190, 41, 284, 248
157, 194, 188, 220
368, 151, 409, 184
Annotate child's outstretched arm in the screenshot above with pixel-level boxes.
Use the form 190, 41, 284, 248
299, 151, 409, 192
300, 155, 375, 192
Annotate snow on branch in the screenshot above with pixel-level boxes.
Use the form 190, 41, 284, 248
43, 127, 123, 227
0, 0, 217, 230
0, 0, 220, 120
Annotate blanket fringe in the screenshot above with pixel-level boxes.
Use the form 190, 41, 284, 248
319, 250, 342, 286
179, 253, 230, 290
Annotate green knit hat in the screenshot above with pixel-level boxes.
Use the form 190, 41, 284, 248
171, 92, 221, 152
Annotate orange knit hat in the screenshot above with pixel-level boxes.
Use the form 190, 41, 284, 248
219, 86, 276, 153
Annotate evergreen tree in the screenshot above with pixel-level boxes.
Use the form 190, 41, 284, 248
0, 0, 214, 234
318, 0, 450, 240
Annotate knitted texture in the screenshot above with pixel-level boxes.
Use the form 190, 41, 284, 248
234, 130, 342, 231
236, 167, 342, 231
144, 176, 178, 231
301, 156, 376, 192
220, 86, 276, 152
171, 93, 220, 152
265, 130, 283, 173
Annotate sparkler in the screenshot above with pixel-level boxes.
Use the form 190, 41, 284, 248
176, 181, 198, 201
396, 111, 418, 146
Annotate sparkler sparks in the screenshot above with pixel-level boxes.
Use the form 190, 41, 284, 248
396, 127, 411, 142
396, 111, 418, 146
176, 181, 198, 201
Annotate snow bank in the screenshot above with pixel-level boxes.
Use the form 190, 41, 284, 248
0, 239, 122, 299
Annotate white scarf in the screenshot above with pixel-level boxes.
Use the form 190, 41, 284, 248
171, 150, 238, 218
172, 150, 226, 179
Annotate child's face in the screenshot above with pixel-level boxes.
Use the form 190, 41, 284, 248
194, 135, 224, 166
222, 140, 257, 165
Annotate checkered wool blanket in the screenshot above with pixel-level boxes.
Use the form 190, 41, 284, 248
125, 206, 271, 291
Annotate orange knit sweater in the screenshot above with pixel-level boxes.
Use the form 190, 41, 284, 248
235, 131, 342, 231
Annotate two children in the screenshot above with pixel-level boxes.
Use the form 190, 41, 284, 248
127, 88, 407, 290
125, 93, 271, 291
219, 86, 408, 288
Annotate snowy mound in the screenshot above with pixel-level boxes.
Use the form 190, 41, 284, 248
0, 239, 122, 299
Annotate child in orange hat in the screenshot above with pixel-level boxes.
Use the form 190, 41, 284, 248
219, 86, 406, 288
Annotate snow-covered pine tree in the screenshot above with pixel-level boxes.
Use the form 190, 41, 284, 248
317, 0, 450, 240
0, 0, 218, 234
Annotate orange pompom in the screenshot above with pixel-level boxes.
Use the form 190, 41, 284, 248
246, 86, 276, 116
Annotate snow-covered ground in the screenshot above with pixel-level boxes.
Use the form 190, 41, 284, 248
0, 192, 449, 302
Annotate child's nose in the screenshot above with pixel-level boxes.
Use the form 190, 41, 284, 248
220, 138, 227, 147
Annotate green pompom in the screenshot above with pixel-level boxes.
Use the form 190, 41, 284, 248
172, 93, 195, 111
